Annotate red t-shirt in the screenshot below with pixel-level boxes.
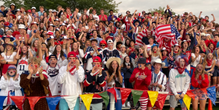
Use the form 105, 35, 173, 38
98, 15, 108, 21
129, 67, 152, 90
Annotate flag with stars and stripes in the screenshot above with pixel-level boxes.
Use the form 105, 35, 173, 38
155, 24, 181, 51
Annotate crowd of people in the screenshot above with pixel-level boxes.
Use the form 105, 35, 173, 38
0, 3, 218, 110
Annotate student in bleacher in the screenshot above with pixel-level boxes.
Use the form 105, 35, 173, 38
191, 63, 209, 110
169, 56, 191, 110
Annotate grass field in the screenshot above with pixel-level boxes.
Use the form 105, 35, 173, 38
162, 105, 219, 110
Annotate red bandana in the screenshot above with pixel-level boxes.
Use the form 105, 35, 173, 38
207, 59, 213, 66
69, 66, 76, 75
176, 67, 185, 74
162, 56, 167, 61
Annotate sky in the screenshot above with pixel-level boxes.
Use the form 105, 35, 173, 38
0, 0, 219, 22
116, 0, 219, 22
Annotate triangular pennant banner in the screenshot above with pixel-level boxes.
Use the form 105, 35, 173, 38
208, 98, 213, 110
80, 94, 94, 110
156, 93, 168, 110
147, 91, 158, 107
186, 90, 196, 100
107, 88, 117, 102
63, 96, 78, 110
183, 94, 191, 110
10, 96, 24, 110
27, 97, 41, 110
131, 90, 143, 107
0, 96, 6, 109
99, 92, 109, 107
46, 97, 61, 110
207, 86, 216, 105
120, 88, 131, 105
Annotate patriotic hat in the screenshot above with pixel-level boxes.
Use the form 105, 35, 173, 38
7, 65, 16, 70
68, 51, 77, 58
93, 56, 101, 63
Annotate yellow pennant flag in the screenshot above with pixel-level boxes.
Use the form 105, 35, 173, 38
147, 91, 158, 107
80, 94, 94, 110
183, 94, 191, 110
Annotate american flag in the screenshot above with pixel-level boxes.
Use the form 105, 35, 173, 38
135, 29, 155, 47
155, 24, 181, 50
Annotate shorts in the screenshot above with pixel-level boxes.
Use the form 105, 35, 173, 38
192, 89, 207, 100
212, 67, 219, 77
169, 95, 186, 108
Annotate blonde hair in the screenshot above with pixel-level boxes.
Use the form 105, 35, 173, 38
194, 63, 207, 80
28, 57, 41, 65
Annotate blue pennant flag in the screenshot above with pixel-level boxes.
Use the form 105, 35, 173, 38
46, 97, 61, 110
0, 96, 6, 109
178, 93, 183, 105
207, 86, 216, 106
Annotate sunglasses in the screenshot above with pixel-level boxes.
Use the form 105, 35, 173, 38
101, 45, 105, 46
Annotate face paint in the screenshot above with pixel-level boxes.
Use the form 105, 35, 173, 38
34, 64, 38, 69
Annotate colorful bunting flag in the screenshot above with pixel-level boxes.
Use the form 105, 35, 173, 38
208, 98, 213, 110
107, 88, 117, 102
0, 96, 6, 109
148, 91, 158, 107
10, 96, 24, 110
207, 86, 216, 105
99, 92, 109, 107
46, 97, 61, 110
186, 90, 196, 100
27, 97, 41, 110
63, 96, 78, 110
157, 93, 168, 110
131, 90, 143, 107
120, 88, 131, 105
183, 94, 191, 110
80, 94, 94, 110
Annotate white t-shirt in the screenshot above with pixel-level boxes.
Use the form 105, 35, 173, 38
191, 53, 201, 67
1, 52, 17, 62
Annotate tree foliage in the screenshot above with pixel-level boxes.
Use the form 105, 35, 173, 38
148, 6, 175, 15
2, 0, 121, 14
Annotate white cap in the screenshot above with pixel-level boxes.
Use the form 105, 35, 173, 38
17, 9, 20, 11
18, 24, 26, 29
50, 36, 54, 39
10, 3, 15, 6
49, 9, 52, 12
77, 13, 81, 17
61, 23, 66, 26
162, 47, 166, 50
1, 5, 5, 7
31, 7, 36, 10
201, 33, 206, 36
33, 22, 37, 24
63, 35, 68, 39
118, 13, 122, 17
107, 39, 113, 44
52, 10, 57, 12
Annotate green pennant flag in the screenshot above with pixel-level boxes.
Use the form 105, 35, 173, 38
99, 91, 109, 107
131, 90, 143, 107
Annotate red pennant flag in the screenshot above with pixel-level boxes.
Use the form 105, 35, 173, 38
27, 97, 41, 110
120, 88, 131, 104
186, 90, 196, 100
208, 98, 213, 110
107, 88, 117, 102
157, 93, 168, 110
10, 96, 24, 110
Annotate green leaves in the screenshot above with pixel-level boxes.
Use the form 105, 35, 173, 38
3, 0, 121, 14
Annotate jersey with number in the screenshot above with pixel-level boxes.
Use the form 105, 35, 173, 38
17, 57, 29, 75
